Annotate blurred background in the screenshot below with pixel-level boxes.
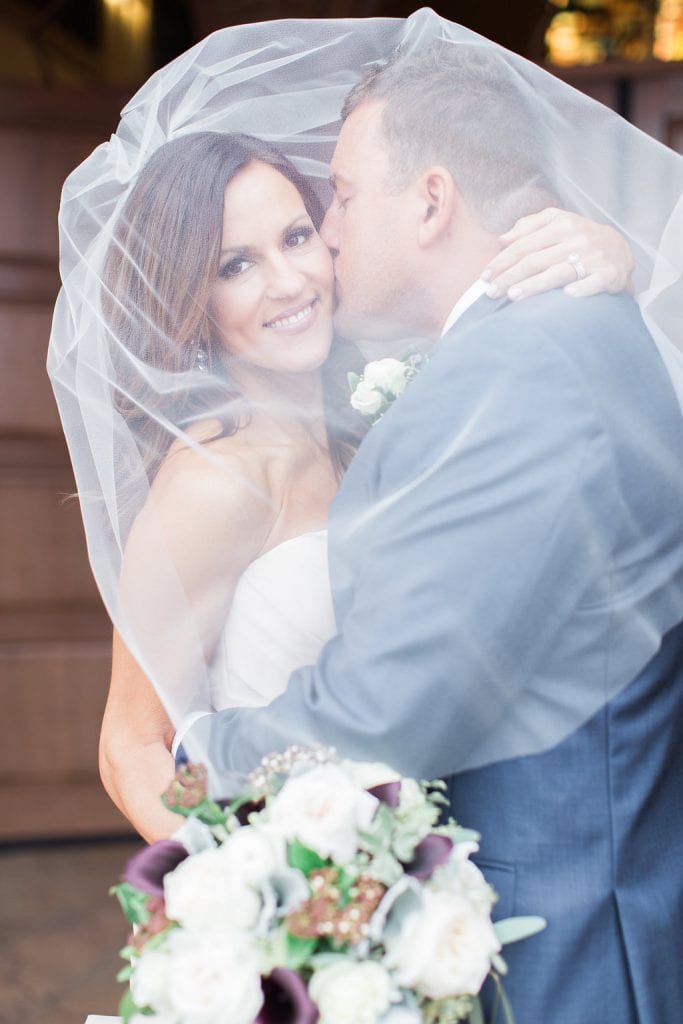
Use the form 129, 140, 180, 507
0, 1, 682, 1022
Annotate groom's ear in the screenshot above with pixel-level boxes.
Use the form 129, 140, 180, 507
416, 166, 456, 248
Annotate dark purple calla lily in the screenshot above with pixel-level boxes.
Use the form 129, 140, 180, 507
256, 969, 319, 1024
231, 798, 266, 826
404, 833, 453, 880
122, 840, 188, 897
368, 781, 401, 808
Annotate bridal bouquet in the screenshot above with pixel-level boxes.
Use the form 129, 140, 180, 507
112, 748, 544, 1024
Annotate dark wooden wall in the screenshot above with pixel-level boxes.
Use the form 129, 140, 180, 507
0, 85, 132, 840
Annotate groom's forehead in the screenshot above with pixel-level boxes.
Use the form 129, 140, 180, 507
331, 102, 387, 176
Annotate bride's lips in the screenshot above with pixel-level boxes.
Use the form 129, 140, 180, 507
264, 297, 320, 334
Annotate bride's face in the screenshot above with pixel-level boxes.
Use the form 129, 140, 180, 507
209, 161, 335, 375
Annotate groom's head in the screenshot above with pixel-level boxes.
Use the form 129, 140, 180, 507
321, 42, 557, 341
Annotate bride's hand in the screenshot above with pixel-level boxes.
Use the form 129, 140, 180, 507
482, 207, 635, 302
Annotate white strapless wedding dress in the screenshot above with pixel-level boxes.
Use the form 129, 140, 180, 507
209, 530, 336, 711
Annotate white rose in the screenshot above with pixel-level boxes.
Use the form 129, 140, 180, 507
362, 358, 409, 397
164, 929, 263, 1024
310, 961, 393, 1024
219, 825, 286, 886
378, 1007, 423, 1024
339, 760, 401, 791
130, 949, 173, 1016
384, 888, 500, 998
131, 1014, 176, 1024
431, 845, 495, 913
164, 847, 262, 932
268, 764, 379, 863
350, 380, 384, 416
396, 779, 428, 815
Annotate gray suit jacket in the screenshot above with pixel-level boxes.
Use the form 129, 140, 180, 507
189, 290, 683, 1022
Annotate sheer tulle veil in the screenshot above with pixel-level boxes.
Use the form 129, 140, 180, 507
47, 9, 683, 770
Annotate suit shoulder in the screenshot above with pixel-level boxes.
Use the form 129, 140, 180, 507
444, 290, 663, 392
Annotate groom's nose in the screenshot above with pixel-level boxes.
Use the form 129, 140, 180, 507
320, 204, 340, 257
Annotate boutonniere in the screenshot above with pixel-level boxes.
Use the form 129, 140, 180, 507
348, 354, 428, 424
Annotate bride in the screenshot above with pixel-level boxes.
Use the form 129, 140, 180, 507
47, 15, 666, 843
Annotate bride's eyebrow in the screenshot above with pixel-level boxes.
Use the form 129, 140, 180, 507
219, 215, 312, 256
279, 214, 312, 237
219, 244, 250, 258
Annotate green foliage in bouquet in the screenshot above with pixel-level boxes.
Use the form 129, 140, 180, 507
112, 749, 545, 1024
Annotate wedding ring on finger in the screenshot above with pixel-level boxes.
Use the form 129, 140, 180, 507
567, 251, 587, 280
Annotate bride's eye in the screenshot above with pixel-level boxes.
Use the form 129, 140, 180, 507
219, 256, 252, 280
284, 225, 314, 249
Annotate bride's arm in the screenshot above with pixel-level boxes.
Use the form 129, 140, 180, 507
99, 630, 180, 843
98, 444, 272, 842
483, 207, 634, 300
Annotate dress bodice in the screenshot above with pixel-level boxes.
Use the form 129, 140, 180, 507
210, 530, 336, 711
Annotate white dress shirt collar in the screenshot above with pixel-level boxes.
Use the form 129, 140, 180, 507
440, 278, 489, 337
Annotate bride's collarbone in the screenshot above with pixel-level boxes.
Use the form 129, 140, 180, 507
166, 424, 336, 548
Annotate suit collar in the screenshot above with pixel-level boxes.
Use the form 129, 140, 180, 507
443, 291, 511, 339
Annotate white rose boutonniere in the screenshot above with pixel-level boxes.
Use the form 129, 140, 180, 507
348, 354, 427, 424
350, 379, 385, 418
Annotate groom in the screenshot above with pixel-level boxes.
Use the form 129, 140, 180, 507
187, 46, 683, 1022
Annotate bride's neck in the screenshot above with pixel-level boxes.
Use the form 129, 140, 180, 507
231, 363, 328, 446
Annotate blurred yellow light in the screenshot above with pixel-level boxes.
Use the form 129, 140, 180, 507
654, 0, 683, 59
546, 11, 607, 65
102, 0, 150, 34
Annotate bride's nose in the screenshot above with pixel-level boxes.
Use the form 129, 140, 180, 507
264, 252, 306, 299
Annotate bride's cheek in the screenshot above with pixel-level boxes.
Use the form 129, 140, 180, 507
313, 249, 336, 296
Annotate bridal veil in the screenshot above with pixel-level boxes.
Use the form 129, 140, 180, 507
47, 9, 683, 772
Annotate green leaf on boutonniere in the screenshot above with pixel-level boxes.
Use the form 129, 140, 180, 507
284, 931, 318, 970
110, 882, 152, 926
287, 840, 329, 875
347, 371, 361, 392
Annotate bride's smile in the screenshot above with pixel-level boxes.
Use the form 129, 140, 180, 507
264, 297, 321, 333
210, 160, 335, 378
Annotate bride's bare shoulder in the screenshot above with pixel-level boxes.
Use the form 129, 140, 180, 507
148, 421, 274, 543
160, 421, 269, 487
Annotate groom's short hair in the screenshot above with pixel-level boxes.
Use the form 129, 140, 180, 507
342, 42, 558, 233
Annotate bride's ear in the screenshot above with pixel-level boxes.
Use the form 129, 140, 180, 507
416, 166, 456, 249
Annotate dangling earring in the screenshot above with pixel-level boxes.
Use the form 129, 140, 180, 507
195, 340, 209, 373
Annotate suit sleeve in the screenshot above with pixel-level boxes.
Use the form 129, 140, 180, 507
188, 322, 612, 784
